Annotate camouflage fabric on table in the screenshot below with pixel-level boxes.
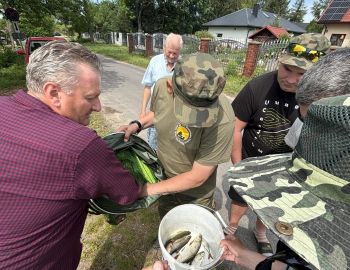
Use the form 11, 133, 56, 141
172, 53, 226, 127
279, 33, 331, 70
225, 95, 350, 270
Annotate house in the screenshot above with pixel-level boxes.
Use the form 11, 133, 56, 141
318, 0, 350, 47
249, 25, 289, 42
203, 4, 305, 43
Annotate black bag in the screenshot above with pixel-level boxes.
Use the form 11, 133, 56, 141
88, 132, 164, 215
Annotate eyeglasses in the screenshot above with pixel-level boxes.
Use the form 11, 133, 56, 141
287, 43, 326, 63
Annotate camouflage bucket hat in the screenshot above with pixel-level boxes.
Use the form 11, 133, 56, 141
173, 53, 226, 127
279, 33, 331, 70
225, 95, 350, 269
89, 132, 164, 215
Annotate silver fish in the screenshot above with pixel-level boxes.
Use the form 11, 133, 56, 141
201, 238, 213, 260
175, 233, 202, 263
164, 230, 191, 246
191, 251, 205, 266
165, 234, 191, 254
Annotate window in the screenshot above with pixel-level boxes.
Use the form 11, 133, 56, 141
330, 34, 346, 46
217, 33, 223, 38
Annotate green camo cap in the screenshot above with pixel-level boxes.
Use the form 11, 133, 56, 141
173, 53, 226, 127
279, 33, 331, 70
225, 95, 350, 269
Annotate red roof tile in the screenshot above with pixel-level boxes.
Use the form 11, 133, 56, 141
341, 8, 350, 22
249, 25, 289, 38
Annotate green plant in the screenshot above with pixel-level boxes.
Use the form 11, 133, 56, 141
278, 34, 290, 41
0, 63, 26, 92
194, 30, 213, 40
84, 43, 149, 68
0, 47, 25, 68
252, 65, 266, 78
225, 60, 239, 76
224, 74, 250, 97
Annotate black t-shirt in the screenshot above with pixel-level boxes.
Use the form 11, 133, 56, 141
232, 71, 299, 158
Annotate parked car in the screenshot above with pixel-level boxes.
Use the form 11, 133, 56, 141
16, 36, 66, 64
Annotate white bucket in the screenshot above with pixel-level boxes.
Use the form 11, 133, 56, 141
158, 204, 224, 270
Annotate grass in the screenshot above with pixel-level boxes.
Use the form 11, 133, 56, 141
84, 43, 150, 69
0, 63, 26, 93
224, 74, 249, 97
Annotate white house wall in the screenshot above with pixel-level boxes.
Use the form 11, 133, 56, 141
322, 24, 350, 47
207, 26, 258, 43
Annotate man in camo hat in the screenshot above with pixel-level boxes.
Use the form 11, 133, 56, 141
226, 33, 331, 256
120, 53, 234, 217
224, 94, 350, 269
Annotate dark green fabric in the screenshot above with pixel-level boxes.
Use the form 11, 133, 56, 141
88, 133, 164, 215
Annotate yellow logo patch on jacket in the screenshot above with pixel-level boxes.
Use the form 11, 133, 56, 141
175, 124, 192, 144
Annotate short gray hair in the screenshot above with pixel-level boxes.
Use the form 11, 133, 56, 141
26, 40, 101, 95
296, 48, 350, 105
164, 33, 183, 49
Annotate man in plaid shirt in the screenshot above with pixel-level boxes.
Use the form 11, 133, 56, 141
0, 41, 142, 269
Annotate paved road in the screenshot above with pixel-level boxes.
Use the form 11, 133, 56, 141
98, 55, 277, 269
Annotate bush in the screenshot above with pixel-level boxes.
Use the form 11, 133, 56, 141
225, 60, 239, 76
0, 63, 26, 92
0, 47, 24, 68
194, 30, 213, 40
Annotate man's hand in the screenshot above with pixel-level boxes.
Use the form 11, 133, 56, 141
220, 237, 245, 262
220, 237, 282, 270
116, 123, 139, 141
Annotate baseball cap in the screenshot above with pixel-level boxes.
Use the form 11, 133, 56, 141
279, 33, 331, 70
225, 95, 350, 269
172, 53, 226, 127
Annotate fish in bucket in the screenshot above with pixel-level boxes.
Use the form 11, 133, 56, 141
158, 204, 225, 270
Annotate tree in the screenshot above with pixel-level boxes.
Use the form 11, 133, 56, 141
94, 0, 119, 34
306, 0, 328, 33
311, 0, 328, 18
207, 0, 247, 18
263, 0, 290, 16
123, 0, 154, 32
115, 0, 133, 32
19, 14, 55, 37
288, 0, 307, 22
155, 0, 210, 34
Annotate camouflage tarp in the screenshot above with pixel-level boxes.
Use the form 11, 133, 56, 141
225, 95, 350, 270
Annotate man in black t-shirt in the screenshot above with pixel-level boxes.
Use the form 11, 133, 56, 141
225, 33, 331, 256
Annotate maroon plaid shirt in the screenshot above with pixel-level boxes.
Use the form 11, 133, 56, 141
0, 91, 141, 269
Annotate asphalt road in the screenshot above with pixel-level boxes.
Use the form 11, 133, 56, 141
98, 55, 277, 269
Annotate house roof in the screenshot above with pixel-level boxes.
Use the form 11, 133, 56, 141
203, 8, 306, 33
318, 0, 350, 23
293, 22, 308, 31
249, 25, 289, 38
